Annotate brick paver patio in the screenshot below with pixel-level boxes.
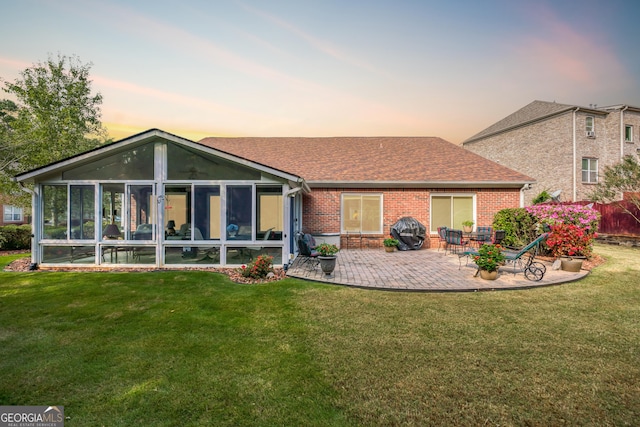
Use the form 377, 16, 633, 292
286, 248, 589, 291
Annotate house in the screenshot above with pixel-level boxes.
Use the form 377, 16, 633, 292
463, 100, 640, 205
14, 129, 533, 269
1, 195, 27, 227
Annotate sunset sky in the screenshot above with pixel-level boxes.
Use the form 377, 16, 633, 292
2, 0, 639, 144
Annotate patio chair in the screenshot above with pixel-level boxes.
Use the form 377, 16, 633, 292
470, 226, 492, 247
501, 233, 549, 280
436, 226, 448, 252
245, 228, 274, 261
444, 229, 469, 255
493, 230, 505, 245
295, 232, 320, 269
460, 233, 548, 281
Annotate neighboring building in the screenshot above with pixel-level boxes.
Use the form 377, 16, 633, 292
14, 129, 533, 269
463, 100, 640, 205
0, 196, 27, 226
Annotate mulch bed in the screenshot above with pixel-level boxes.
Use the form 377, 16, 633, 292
1, 251, 286, 284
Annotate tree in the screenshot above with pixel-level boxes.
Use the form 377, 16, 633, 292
589, 155, 640, 225
1, 54, 108, 207
0, 99, 20, 174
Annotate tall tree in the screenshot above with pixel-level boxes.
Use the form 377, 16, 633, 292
589, 155, 640, 225
1, 54, 108, 206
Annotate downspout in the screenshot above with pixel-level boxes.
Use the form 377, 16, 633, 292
520, 184, 530, 207
572, 108, 579, 202
620, 106, 629, 160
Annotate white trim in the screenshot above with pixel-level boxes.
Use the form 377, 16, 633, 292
340, 193, 384, 234
429, 193, 477, 233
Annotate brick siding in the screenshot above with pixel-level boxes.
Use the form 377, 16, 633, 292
465, 108, 640, 205
302, 187, 521, 248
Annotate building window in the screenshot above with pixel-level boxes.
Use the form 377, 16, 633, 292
581, 158, 598, 183
341, 194, 383, 234
430, 195, 474, 233
3, 206, 23, 222
585, 116, 594, 136
625, 125, 633, 142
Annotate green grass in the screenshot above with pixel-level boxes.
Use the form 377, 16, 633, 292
1, 244, 638, 426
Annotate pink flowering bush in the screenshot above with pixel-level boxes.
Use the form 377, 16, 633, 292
526, 204, 599, 232
545, 223, 597, 258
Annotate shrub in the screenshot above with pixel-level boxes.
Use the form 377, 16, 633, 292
473, 244, 506, 272
492, 208, 536, 247
316, 243, 340, 256
532, 190, 552, 204
0, 225, 32, 250
546, 223, 596, 258
383, 238, 399, 247
240, 255, 274, 279
526, 204, 599, 233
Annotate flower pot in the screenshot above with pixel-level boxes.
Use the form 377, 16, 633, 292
318, 255, 337, 276
479, 269, 498, 280
560, 256, 584, 272
463, 225, 473, 233
384, 246, 395, 253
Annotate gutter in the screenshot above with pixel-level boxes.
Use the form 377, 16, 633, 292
306, 180, 534, 189
572, 107, 579, 202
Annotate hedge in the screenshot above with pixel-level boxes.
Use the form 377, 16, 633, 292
0, 225, 32, 250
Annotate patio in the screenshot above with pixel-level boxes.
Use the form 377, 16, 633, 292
286, 248, 589, 292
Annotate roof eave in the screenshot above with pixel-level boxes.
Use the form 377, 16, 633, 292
463, 105, 608, 144
307, 180, 534, 189
13, 129, 305, 187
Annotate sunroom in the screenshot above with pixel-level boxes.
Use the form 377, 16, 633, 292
15, 129, 307, 269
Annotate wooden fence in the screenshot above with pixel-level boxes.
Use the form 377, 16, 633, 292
554, 201, 640, 236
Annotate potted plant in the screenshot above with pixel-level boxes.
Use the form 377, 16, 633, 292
472, 243, 506, 280
383, 237, 399, 252
545, 223, 596, 272
462, 220, 474, 233
316, 243, 340, 276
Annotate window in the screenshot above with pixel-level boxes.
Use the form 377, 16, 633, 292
226, 185, 253, 240
625, 125, 633, 142
341, 194, 383, 234
70, 185, 95, 239
257, 186, 283, 241
581, 158, 598, 183
3, 206, 23, 222
431, 195, 474, 233
585, 116, 594, 135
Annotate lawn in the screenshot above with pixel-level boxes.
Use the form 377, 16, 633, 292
0, 244, 638, 426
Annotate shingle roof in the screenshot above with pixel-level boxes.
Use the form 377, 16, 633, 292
464, 100, 582, 143
199, 136, 533, 185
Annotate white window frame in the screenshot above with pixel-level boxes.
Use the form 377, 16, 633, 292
340, 193, 383, 234
3, 205, 23, 222
625, 125, 633, 143
581, 158, 598, 183
429, 193, 476, 233
585, 116, 594, 133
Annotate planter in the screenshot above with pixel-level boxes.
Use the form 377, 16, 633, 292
479, 269, 499, 280
463, 225, 473, 233
384, 246, 395, 253
560, 256, 585, 272
318, 255, 337, 276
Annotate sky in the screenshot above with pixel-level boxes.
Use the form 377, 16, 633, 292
1, 0, 639, 144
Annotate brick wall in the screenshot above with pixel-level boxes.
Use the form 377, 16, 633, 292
302, 187, 521, 249
465, 108, 640, 205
